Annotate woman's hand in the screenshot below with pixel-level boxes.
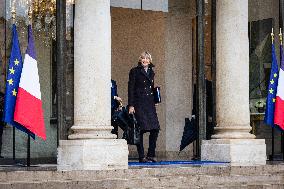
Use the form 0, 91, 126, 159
129, 106, 135, 114
114, 96, 122, 102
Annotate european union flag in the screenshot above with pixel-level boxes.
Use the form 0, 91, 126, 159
3, 24, 34, 138
264, 43, 279, 127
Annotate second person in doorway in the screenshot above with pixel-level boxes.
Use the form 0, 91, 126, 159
128, 51, 160, 163
111, 79, 122, 136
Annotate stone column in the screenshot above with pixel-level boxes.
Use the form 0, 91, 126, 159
201, 0, 266, 165
57, 0, 128, 170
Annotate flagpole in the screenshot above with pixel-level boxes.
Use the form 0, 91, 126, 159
12, 127, 15, 160
11, 2, 16, 162
27, 135, 30, 167
271, 28, 275, 161
26, 6, 33, 168
280, 28, 283, 46
271, 28, 274, 44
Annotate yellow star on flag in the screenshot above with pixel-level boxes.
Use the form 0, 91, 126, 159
270, 79, 274, 84
274, 73, 278, 78
12, 89, 17, 96
7, 78, 13, 85
273, 98, 276, 102
269, 88, 274, 94
14, 59, 19, 66
9, 67, 15, 74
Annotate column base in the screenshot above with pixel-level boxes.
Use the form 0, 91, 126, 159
201, 139, 266, 166
57, 139, 128, 170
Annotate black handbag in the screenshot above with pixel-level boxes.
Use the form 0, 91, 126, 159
111, 106, 128, 132
123, 113, 140, 145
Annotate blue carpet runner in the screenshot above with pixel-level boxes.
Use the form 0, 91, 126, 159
128, 160, 228, 166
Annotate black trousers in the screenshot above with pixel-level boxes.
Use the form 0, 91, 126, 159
136, 129, 159, 159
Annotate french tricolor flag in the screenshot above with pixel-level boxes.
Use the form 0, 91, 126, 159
274, 45, 284, 130
14, 25, 46, 140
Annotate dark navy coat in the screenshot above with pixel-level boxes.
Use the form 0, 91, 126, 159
128, 63, 160, 131
111, 80, 119, 111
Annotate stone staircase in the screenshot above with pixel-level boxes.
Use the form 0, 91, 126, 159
0, 164, 284, 188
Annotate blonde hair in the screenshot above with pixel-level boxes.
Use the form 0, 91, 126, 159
138, 51, 152, 63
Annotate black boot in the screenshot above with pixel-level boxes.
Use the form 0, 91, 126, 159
146, 157, 157, 163
139, 157, 149, 163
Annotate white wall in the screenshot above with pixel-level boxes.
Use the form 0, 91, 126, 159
164, 0, 193, 157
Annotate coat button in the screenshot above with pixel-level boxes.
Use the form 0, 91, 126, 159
150, 86, 152, 89
151, 92, 153, 95
145, 87, 147, 89
152, 80, 154, 83
144, 80, 146, 83
146, 94, 149, 96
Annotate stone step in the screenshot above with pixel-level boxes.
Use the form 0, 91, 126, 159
148, 184, 284, 189
1, 179, 284, 189
198, 183, 284, 189
1, 164, 284, 183
125, 175, 284, 188
0, 164, 284, 188
1, 172, 284, 189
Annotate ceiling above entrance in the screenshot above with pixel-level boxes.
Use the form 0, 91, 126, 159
110, 0, 168, 12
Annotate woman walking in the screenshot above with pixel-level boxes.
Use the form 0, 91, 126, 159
128, 51, 160, 163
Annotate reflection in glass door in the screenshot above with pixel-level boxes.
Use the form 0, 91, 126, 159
0, 0, 58, 164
